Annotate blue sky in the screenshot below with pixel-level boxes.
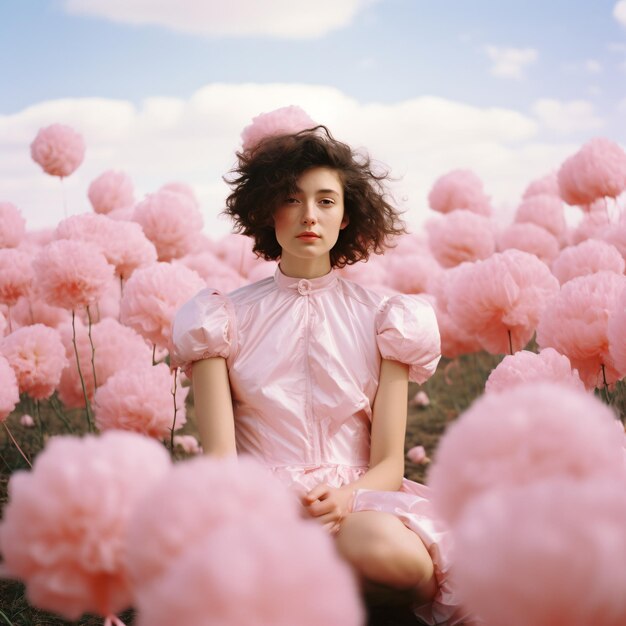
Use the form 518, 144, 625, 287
1, 0, 625, 234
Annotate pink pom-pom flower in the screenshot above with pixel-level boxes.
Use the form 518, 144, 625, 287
426, 210, 496, 268
241, 105, 317, 153
158, 181, 200, 208
485, 348, 585, 393
407, 445, 430, 464
0, 431, 171, 620
33, 240, 114, 310
536, 271, 626, 389
428, 169, 491, 216
56, 317, 151, 408
428, 382, 624, 528
87, 170, 134, 214
0, 202, 26, 249
0, 324, 67, 400
20, 414, 35, 428
0, 355, 19, 421
551, 239, 625, 285
30, 124, 85, 178
558, 137, 626, 206
133, 190, 204, 262
496, 222, 560, 264
125, 455, 300, 590
173, 434, 202, 455
514, 193, 567, 241
447, 249, 559, 355
521, 172, 560, 200
175, 252, 247, 293
385, 252, 442, 294
608, 284, 626, 380
134, 515, 363, 626
120, 262, 205, 350
453, 478, 626, 626
0, 249, 34, 306
94, 363, 188, 439
10, 295, 71, 331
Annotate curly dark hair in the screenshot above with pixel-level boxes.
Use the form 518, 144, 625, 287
223, 126, 406, 267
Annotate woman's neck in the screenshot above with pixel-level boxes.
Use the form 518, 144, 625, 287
278, 254, 332, 279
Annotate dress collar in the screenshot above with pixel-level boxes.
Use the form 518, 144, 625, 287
273, 265, 338, 295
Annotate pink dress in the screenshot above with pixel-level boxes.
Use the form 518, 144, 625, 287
171, 266, 466, 625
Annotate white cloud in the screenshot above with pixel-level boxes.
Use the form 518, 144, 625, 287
531, 98, 604, 135
614, 0, 626, 28
584, 59, 603, 73
484, 45, 538, 79
2, 83, 584, 240
62, 0, 376, 38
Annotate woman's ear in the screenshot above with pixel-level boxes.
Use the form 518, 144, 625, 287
340, 213, 350, 230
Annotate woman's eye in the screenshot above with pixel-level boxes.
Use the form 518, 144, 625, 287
285, 197, 299, 204
319, 198, 335, 206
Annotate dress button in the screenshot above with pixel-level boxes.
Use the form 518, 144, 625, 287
297, 279, 311, 295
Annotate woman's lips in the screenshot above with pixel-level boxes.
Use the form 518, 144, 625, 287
297, 233, 320, 240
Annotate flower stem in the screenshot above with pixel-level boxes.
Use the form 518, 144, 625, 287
170, 368, 178, 453
507, 329, 513, 356
71, 309, 94, 432
152, 344, 157, 366
49, 394, 74, 433
3, 422, 31, 468
86, 305, 98, 390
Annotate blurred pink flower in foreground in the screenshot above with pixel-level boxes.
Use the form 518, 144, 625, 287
0, 249, 34, 307
428, 169, 491, 216
0, 324, 67, 400
88, 170, 134, 214
428, 383, 623, 528
558, 137, 626, 206
485, 348, 585, 393
448, 250, 559, 355
551, 239, 624, 285
426, 210, 496, 268
0, 202, 26, 249
33, 240, 114, 310
120, 262, 205, 350
537, 271, 626, 389
454, 478, 626, 626
30, 124, 85, 178
133, 190, 204, 262
241, 105, 316, 153
0, 431, 171, 620
0, 356, 19, 421
56, 317, 151, 408
94, 363, 188, 439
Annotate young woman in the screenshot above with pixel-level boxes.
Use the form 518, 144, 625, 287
171, 126, 464, 624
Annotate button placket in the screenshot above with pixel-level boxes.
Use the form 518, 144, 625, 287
297, 279, 311, 296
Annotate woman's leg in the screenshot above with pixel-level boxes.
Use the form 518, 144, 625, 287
334, 510, 438, 601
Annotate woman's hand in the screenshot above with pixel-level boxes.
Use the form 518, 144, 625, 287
301, 483, 354, 532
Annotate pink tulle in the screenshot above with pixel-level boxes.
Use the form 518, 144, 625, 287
521, 172, 560, 199
426, 210, 496, 268
88, 170, 135, 214
125, 456, 301, 590
94, 363, 188, 439
551, 239, 624, 285
214, 233, 260, 278
558, 137, 626, 206
536, 271, 626, 389
159, 181, 200, 209
30, 124, 85, 178
0, 249, 34, 306
428, 169, 491, 216
0, 202, 26, 248
0, 310, 6, 337
514, 193, 567, 241
0, 324, 67, 400
0, 355, 19, 421
453, 478, 626, 626
428, 382, 624, 527
0, 431, 171, 620
447, 250, 559, 355
496, 223, 559, 264
608, 284, 626, 379
175, 252, 247, 292
241, 105, 317, 152
485, 348, 585, 393
384, 252, 441, 294
33, 240, 114, 310
9, 295, 71, 331
119, 262, 205, 350
602, 220, 626, 263
568, 206, 610, 246
56, 317, 152, 408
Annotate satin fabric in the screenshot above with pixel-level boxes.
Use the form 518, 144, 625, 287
171, 266, 466, 625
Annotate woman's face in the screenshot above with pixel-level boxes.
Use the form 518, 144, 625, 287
273, 166, 349, 268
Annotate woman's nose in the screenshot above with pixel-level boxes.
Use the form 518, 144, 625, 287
301, 203, 317, 225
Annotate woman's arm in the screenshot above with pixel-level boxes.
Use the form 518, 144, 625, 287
191, 357, 237, 457
303, 358, 409, 524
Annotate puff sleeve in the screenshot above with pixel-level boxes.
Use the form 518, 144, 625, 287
375, 294, 441, 384
169, 289, 236, 376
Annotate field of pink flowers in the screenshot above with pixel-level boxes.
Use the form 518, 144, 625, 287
1, 111, 626, 626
